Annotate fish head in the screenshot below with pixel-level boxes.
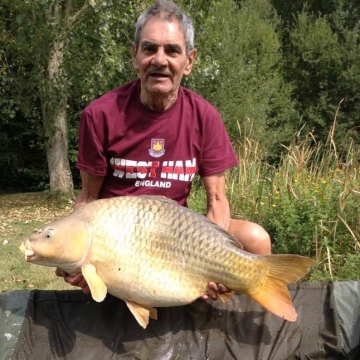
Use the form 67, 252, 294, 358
19, 216, 90, 272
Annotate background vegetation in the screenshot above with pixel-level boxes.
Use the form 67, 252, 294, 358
0, 0, 359, 288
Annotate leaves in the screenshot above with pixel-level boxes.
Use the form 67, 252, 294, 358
0, 193, 72, 237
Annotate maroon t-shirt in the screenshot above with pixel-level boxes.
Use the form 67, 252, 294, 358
76, 79, 238, 206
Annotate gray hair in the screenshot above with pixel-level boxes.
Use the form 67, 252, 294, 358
134, 0, 195, 55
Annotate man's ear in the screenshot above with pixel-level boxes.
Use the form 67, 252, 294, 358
132, 43, 139, 70
184, 48, 197, 76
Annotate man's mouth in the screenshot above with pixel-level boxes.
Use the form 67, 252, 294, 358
148, 72, 170, 79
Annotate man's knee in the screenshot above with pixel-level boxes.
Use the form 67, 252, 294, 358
248, 224, 271, 255
228, 219, 271, 255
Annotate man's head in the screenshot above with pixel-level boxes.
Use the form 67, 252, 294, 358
132, 0, 197, 110
134, 0, 195, 56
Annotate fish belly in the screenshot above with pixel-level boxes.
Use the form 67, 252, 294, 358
83, 196, 266, 307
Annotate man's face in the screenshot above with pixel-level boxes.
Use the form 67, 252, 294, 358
132, 17, 196, 105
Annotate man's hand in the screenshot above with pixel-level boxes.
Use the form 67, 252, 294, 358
201, 282, 232, 301
55, 268, 90, 294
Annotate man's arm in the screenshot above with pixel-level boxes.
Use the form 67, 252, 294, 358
74, 170, 105, 210
202, 172, 231, 231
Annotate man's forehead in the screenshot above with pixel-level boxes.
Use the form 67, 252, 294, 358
140, 17, 186, 46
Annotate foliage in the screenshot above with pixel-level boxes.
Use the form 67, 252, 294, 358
273, 0, 360, 146
0, 0, 149, 192
183, 0, 297, 152
222, 118, 360, 282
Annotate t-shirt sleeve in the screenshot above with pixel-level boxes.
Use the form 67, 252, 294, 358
198, 109, 238, 177
76, 108, 108, 177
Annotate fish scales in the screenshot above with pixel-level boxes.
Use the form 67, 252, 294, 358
19, 195, 315, 328
78, 197, 269, 304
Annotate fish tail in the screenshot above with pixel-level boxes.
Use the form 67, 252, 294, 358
246, 255, 315, 322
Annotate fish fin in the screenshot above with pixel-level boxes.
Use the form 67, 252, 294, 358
81, 264, 107, 302
246, 255, 314, 322
125, 300, 158, 329
148, 306, 158, 320
218, 290, 235, 303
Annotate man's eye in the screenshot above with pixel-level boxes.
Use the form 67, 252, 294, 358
166, 47, 182, 56
143, 46, 156, 53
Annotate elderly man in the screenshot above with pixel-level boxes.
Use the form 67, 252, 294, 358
57, 0, 271, 299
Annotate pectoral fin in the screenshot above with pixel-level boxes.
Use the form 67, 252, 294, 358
81, 264, 107, 302
125, 300, 158, 329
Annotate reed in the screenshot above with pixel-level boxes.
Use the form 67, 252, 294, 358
225, 111, 360, 281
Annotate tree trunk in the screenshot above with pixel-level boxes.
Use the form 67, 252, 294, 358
38, 1, 92, 195
41, 38, 74, 195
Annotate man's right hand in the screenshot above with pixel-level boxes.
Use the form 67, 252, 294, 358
55, 268, 90, 294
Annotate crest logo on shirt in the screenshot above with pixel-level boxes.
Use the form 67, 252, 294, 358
149, 138, 165, 158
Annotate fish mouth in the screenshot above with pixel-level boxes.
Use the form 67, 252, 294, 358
19, 242, 36, 262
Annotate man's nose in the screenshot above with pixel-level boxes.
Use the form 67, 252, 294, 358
152, 48, 167, 66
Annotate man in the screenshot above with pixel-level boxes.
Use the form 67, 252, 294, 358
57, 0, 271, 299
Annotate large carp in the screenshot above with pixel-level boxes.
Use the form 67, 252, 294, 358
19, 195, 314, 328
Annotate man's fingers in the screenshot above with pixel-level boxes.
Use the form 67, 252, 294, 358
201, 282, 232, 301
207, 289, 219, 300
217, 283, 230, 293
207, 282, 219, 292
55, 268, 66, 277
81, 285, 91, 294
55, 268, 90, 294
65, 273, 83, 286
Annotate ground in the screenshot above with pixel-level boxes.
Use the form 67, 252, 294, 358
0, 192, 75, 292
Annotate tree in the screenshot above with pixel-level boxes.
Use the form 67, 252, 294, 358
279, 4, 360, 145
1, 1, 96, 194
183, 0, 297, 153
0, 0, 150, 194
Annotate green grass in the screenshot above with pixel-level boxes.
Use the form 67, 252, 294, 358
223, 119, 360, 282
0, 193, 75, 292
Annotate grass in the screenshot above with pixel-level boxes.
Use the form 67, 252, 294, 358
0, 193, 75, 292
224, 117, 360, 281
189, 110, 359, 282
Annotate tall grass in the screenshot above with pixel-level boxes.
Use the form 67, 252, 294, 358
224, 113, 360, 281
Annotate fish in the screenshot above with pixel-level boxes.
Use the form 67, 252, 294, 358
19, 195, 315, 328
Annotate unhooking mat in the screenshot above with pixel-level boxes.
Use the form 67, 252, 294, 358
1, 281, 360, 360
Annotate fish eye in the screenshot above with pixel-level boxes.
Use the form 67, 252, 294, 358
44, 229, 55, 239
